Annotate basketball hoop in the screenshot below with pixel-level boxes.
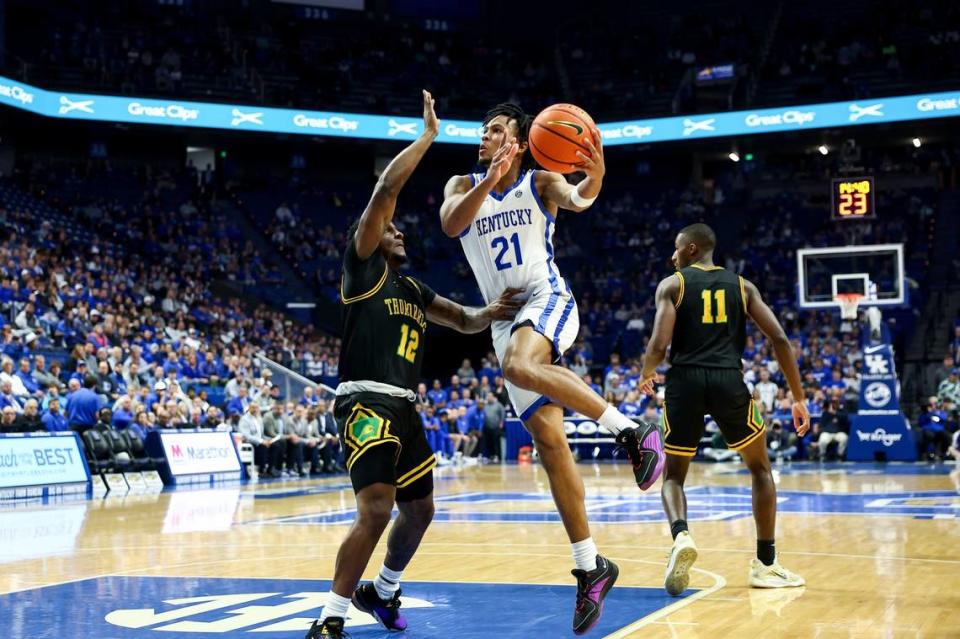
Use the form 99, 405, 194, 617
835, 293, 863, 320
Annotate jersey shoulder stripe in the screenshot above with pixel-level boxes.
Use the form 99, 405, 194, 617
341, 264, 389, 305
528, 170, 555, 223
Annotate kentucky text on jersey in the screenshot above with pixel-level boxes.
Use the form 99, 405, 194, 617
383, 297, 427, 331
474, 208, 533, 238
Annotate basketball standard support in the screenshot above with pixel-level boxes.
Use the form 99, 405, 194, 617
846, 344, 915, 461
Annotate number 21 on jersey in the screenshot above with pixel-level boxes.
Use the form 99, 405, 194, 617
701, 289, 728, 324
491, 233, 523, 271
396, 324, 419, 363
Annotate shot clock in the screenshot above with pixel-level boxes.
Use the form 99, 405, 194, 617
832, 176, 875, 220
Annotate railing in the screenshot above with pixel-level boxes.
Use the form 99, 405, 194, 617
257, 355, 337, 403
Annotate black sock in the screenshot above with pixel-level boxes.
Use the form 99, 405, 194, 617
670, 519, 689, 540
757, 539, 776, 566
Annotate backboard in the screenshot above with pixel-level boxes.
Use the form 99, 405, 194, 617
796, 243, 905, 310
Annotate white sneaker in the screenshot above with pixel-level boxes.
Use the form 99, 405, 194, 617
749, 557, 805, 588
664, 531, 698, 595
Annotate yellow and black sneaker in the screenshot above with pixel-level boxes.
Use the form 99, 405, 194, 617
305, 617, 348, 638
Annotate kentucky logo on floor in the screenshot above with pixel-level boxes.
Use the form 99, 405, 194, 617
0, 576, 692, 638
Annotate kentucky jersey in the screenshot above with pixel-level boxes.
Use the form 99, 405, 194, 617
339, 240, 436, 392
459, 169, 571, 306
670, 265, 747, 369
458, 168, 580, 421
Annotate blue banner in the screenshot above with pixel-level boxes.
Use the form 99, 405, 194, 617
847, 414, 915, 461
858, 344, 900, 414
847, 343, 914, 461
1, 75, 959, 145
0, 432, 90, 489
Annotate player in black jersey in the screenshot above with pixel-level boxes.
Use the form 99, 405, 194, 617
638, 223, 811, 596
307, 92, 522, 639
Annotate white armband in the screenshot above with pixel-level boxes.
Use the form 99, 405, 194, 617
570, 185, 597, 208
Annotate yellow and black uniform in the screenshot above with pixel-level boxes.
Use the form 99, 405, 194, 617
336, 239, 437, 500
663, 265, 765, 457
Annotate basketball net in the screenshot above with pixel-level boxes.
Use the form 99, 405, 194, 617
835, 293, 863, 320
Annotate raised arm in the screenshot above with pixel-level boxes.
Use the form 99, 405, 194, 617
354, 90, 439, 259
425, 287, 524, 334
639, 275, 680, 388
439, 140, 519, 238
537, 129, 605, 213
743, 278, 810, 436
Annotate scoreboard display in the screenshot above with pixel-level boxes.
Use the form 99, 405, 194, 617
831, 176, 875, 220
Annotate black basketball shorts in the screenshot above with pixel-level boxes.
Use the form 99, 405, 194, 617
662, 367, 765, 457
334, 391, 436, 501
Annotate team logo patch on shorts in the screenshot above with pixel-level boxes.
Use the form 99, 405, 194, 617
345, 404, 387, 446
343, 403, 400, 470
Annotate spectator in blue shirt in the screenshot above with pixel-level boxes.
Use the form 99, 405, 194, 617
66, 374, 104, 434
15, 358, 40, 396
162, 351, 181, 377
41, 397, 68, 432
447, 390, 462, 410
427, 379, 447, 407
126, 410, 150, 443
180, 353, 205, 383
299, 386, 320, 408
822, 369, 845, 391
227, 385, 251, 417
916, 396, 952, 460
199, 351, 224, 385
619, 389, 643, 419
603, 352, 625, 382
69, 360, 89, 384
112, 396, 135, 430
477, 358, 499, 384
0, 380, 23, 414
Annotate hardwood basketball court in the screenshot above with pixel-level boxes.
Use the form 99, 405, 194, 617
1, 461, 958, 638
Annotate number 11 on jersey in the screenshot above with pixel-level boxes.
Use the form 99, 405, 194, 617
701, 289, 728, 324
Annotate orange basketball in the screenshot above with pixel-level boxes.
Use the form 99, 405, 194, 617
528, 104, 598, 174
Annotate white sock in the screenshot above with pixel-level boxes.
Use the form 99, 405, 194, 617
598, 405, 634, 436
572, 537, 598, 572
319, 591, 351, 623
373, 564, 403, 600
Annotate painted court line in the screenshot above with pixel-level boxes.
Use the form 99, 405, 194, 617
601, 559, 727, 639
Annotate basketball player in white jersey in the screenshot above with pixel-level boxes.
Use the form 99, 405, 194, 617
439, 103, 665, 635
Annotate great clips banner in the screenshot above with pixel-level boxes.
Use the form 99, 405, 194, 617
2, 75, 959, 146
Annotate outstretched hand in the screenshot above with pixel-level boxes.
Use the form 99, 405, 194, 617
422, 89, 439, 136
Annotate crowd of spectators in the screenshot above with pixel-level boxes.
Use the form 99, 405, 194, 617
0, 161, 352, 474
762, 0, 960, 104
8, 0, 959, 120
0, 152, 952, 467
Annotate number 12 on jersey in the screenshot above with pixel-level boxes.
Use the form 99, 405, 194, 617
491, 233, 523, 271
701, 289, 728, 324
396, 324, 419, 363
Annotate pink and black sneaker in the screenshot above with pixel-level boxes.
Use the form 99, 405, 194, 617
615, 423, 665, 491
571, 554, 619, 635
